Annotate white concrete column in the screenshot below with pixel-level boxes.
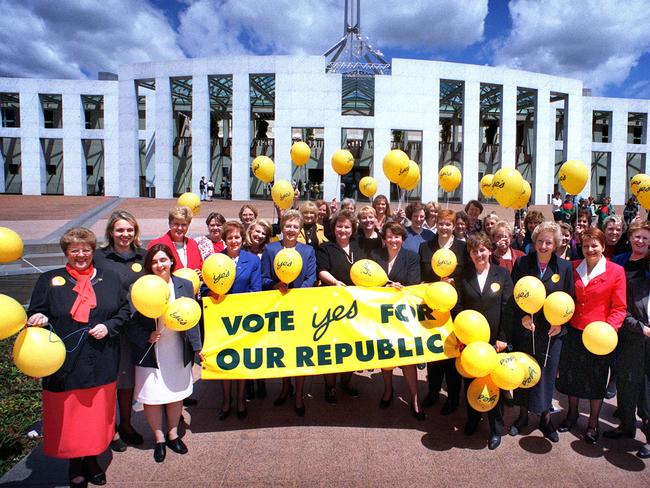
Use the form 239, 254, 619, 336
154, 77, 173, 199
500, 83, 517, 168
191, 74, 210, 194
117, 78, 140, 197
230, 72, 250, 200
102, 91, 120, 196
62, 93, 84, 195
566, 92, 588, 196
18, 90, 42, 195
322, 125, 340, 201
421, 78, 439, 203
609, 108, 628, 204
273, 125, 292, 182
461, 81, 480, 202
374, 128, 391, 200
533, 88, 551, 204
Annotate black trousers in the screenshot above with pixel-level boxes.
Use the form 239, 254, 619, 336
464, 378, 505, 436
426, 359, 461, 403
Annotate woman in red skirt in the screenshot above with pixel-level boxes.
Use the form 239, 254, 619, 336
27, 228, 130, 487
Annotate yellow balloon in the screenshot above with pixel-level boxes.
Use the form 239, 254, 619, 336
582, 321, 618, 355
163, 297, 202, 331
466, 376, 500, 412
350, 259, 388, 287
638, 178, 650, 210
177, 192, 201, 216
512, 352, 541, 388
202, 253, 236, 295
514, 276, 546, 314
480, 174, 494, 198
455, 356, 474, 378
274, 248, 303, 284
173, 268, 200, 295
439, 165, 462, 192
13, 327, 66, 378
382, 149, 410, 183
542, 291, 575, 326
0, 294, 27, 340
454, 309, 490, 345
271, 179, 295, 210
490, 353, 526, 390
0, 227, 24, 263
332, 149, 354, 175
461, 341, 498, 378
431, 248, 457, 278
511, 180, 532, 210
492, 167, 524, 208
291, 141, 311, 166
252, 155, 275, 183
131, 275, 171, 318
630, 173, 648, 197
398, 160, 420, 191
424, 281, 458, 313
558, 160, 588, 195
359, 176, 377, 198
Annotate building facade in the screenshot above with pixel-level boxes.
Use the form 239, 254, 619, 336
0, 55, 648, 204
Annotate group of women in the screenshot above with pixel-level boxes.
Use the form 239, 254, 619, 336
24, 195, 650, 485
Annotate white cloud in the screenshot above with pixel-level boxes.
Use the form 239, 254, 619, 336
0, 0, 183, 79
491, 0, 650, 94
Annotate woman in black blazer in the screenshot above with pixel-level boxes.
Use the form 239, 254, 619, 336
603, 262, 650, 459
371, 221, 424, 419
510, 222, 574, 442
454, 232, 514, 450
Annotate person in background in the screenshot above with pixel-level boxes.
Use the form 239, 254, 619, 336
128, 245, 202, 463
482, 212, 500, 236
238, 204, 258, 230
244, 219, 273, 258
298, 201, 328, 252
315, 199, 330, 227
423, 201, 440, 233
403, 202, 435, 253
372, 194, 393, 231
556, 227, 626, 444
613, 220, 650, 280
454, 211, 470, 241
465, 200, 484, 233
357, 206, 383, 259
515, 210, 544, 254
556, 222, 580, 261
147, 207, 203, 274
199, 176, 207, 201
602, 215, 629, 259
552, 192, 563, 222
560, 194, 575, 224
490, 220, 524, 273
196, 212, 226, 260
624, 197, 639, 226
596, 196, 615, 229
27, 228, 130, 486
94, 210, 146, 452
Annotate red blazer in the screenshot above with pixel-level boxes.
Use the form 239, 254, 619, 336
492, 247, 525, 273
147, 231, 203, 272
571, 259, 626, 331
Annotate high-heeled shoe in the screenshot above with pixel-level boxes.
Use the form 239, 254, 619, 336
69, 460, 87, 488
273, 384, 294, 406
237, 404, 248, 419
218, 408, 231, 421
557, 414, 578, 433
584, 426, 599, 444
508, 415, 529, 436
410, 404, 426, 421
379, 391, 393, 409
294, 397, 306, 417
540, 418, 559, 443
154, 442, 166, 462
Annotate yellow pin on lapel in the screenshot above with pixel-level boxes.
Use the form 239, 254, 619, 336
551, 273, 560, 283
490, 282, 501, 293
131, 263, 143, 273
51, 276, 65, 286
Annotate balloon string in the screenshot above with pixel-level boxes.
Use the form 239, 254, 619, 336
48, 323, 90, 353
531, 312, 536, 355
137, 321, 159, 366
22, 258, 44, 273
543, 336, 551, 368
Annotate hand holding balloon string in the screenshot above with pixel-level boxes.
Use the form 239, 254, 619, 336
27, 313, 90, 352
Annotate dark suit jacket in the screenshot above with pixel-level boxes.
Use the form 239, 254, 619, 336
618, 273, 650, 384
127, 276, 202, 369
453, 264, 515, 345
224, 249, 262, 294
371, 247, 421, 286
419, 238, 469, 283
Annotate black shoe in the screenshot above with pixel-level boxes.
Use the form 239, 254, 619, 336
508, 416, 529, 437
605, 382, 616, 400
379, 391, 393, 409
464, 419, 480, 436
218, 408, 230, 421
273, 384, 293, 406
84, 457, 106, 486
613, 408, 620, 419
87, 472, 106, 486
325, 387, 337, 405
237, 405, 248, 420
411, 404, 426, 421
294, 401, 306, 417
245, 380, 255, 401
421, 391, 439, 408
167, 437, 188, 455
117, 426, 144, 446
340, 381, 359, 397
488, 435, 501, 450
154, 442, 166, 463
440, 400, 458, 416
183, 397, 198, 407
69, 460, 87, 488
540, 419, 559, 443
558, 415, 578, 433
603, 427, 635, 439
110, 437, 127, 452
637, 444, 650, 459
584, 427, 599, 444
256, 380, 267, 399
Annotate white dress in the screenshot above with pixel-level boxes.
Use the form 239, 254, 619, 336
135, 282, 193, 404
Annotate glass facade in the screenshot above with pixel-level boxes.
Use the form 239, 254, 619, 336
439, 79, 463, 202
249, 74, 275, 199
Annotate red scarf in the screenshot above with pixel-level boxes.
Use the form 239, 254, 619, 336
66, 265, 97, 323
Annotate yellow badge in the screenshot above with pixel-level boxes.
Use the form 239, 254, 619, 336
51, 276, 65, 286
490, 282, 501, 293
551, 273, 560, 283
131, 263, 143, 273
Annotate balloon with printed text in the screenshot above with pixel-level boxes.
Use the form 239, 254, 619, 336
492, 167, 524, 208
511, 180, 532, 210
274, 247, 303, 284
461, 341, 498, 378
164, 297, 202, 331
480, 174, 494, 198
439, 165, 462, 192
350, 259, 388, 287
202, 253, 236, 295
513, 276, 546, 314
398, 160, 420, 191
177, 192, 201, 216
467, 376, 500, 412
542, 291, 575, 326
382, 149, 410, 183
173, 268, 200, 295
490, 353, 526, 390
271, 179, 295, 210
558, 160, 588, 195
512, 352, 541, 388
424, 281, 458, 313
331, 149, 355, 175
290, 141, 311, 166
0, 294, 27, 340
630, 173, 648, 197
251, 155, 275, 183
637, 178, 650, 210
358, 176, 377, 198
131, 274, 171, 318
431, 248, 457, 278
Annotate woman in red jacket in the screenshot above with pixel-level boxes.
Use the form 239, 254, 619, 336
556, 227, 627, 444
147, 207, 203, 274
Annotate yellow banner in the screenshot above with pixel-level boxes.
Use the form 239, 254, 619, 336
201, 284, 460, 380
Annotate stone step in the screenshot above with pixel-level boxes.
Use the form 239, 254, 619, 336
20, 253, 67, 268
